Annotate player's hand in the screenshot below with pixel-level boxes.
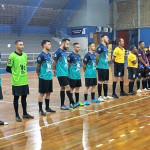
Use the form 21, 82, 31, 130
149, 45, 150, 51
52, 70, 55, 76
145, 64, 148, 67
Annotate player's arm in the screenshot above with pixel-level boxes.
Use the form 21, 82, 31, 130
36, 55, 43, 76
83, 63, 86, 72
96, 46, 101, 65
112, 49, 117, 63
139, 56, 148, 67
52, 52, 59, 76
6, 55, 13, 73
36, 64, 41, 76
83, 55, 88, 72
67, 55, 72, 67
96, 53, 100, 65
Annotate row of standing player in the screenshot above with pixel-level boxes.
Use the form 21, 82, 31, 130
2, 36, 150, 122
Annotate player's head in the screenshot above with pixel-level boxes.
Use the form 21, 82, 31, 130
88, 42, 96, 51
130, 45, 137, 54
101, 34, 109, 44
41, 40, 51, 51
73, 43, 80, 53
61, 38, 70, 51
15, 40, 24, 51
139, 41, 145, 49
117, 38, 124, 47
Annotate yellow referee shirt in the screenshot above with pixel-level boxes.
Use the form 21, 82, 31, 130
113, 46, 125, 63
128, 53, 138, 68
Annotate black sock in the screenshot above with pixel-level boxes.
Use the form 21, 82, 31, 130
84, 94, 88, 101
145, 80, 148, 89
91, 92, 95, 99
129, 82, 132, 93
60, 91, 65, 106
45, 99, 50, 110
137, 80, 140, 90
113, 81, 117, 94
21, 95, 27, 116
66, 91, 74, 105
142, 80, 145, 89
148, 79, 150, 88
120, 81, 124, 93
75, 93, 79, 103
103, 84, 108, 97
14, 96, 19, 117
98, 84, 102, 97
132, 81, 135, 92
38, 102, 42, 111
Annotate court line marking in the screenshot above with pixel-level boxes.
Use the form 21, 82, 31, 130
96, 144, 103, 147
0, 95, 150, 140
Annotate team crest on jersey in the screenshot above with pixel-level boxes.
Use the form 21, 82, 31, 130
68, 57, 70, 60
38, 57, 41, 61
98, 48, 101, 51
7, 59, 11, 64
84, 58, 87, 61
54, 54, 57, 57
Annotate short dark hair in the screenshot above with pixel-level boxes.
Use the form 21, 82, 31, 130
88, 42, 94, 47
101, 34, 106, 38
73, 43, 79, 46
15, 40, 23, 45
139, 41, 144, 45
41, 40, 50, 47
117, 38, 123, 45
61, 38, 70, 43
130, 45, 136, 51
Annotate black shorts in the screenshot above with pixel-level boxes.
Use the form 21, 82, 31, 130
114, 63, 124, 77
85, 78, 97, 87
69, 79, 82, 89
128, 67, 137, 80
12, 85, 29, 96
146, 68, 150, 77
97, 69, 109, 81
58, 76, 70, 87
0, 86, 3, 100
137, 68, 147, 78
39, 78, 53, 94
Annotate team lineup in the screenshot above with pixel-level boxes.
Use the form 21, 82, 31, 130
1, 34, 150, 123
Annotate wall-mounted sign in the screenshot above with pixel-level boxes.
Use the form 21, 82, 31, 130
71, 28, 86, 35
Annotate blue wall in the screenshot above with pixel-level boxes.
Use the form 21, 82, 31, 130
67, 26, 113, 44
140, 28, 150, 47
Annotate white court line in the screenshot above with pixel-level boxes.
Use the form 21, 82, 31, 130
96, 144, 103, 148
120, 134, 126, 137
130, 130, 136, 133
109, 139, 115, 142
0, 95, 150, 140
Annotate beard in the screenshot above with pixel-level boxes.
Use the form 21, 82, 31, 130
63, 46, 68, 51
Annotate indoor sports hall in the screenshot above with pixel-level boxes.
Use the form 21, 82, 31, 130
0, 0, 150, 150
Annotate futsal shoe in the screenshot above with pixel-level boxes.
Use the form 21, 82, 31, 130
16, 116, 22, 122
72, 103, 79, 109
0, 120, 8, 125
104, 96, 113, 100
39, 110, 46, 116
23, 114, 34, 119
78, 102, 84, 106
129, 91, 136, 95
98, 96, 105, 102
137, 89, 142, 93
142, 88, 149, 91
84, 100, 90, 105
46, 108, 56, 113
112, 93, 119, 99
60, 105, 69, 110
91, 99, 101, 103
120, 91, 129, 96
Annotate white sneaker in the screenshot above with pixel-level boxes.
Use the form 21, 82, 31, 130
137, 89, 142, 93
143, 88, 149, 91
104, 96, 113, 99
98, 96, 105, 102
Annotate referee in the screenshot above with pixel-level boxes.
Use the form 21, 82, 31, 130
112, 38, 128, 98
6, 40, 34, 122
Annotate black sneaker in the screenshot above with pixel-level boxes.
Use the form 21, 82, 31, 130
129, 92, 136, 95
45, 108, 56, 113
112, 93, 119, 99
39, 110, 46, 116
0, 120, 8, 125
23, 114, 34, 119
16, 116, 22, 122
120, 91, 129, 96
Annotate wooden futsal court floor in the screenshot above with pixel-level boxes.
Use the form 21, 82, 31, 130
0, 64, 150, 150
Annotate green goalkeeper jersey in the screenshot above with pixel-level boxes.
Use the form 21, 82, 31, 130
7, 52, 28, 86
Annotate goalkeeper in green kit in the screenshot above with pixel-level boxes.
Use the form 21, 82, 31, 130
6, 40, 34, 122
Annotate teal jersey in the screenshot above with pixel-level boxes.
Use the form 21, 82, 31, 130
37, 52, 53, 80
68, 52, 81, 80
53, 48, 68, 77
83, 52, 97, 78
97, 44, 109, 69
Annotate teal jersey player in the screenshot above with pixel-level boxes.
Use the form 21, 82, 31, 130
68, 52, 81, 80
37, 52, 53, 80
53, 48, 68, 77
83, 52, 97, 78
